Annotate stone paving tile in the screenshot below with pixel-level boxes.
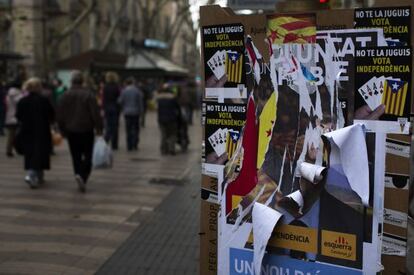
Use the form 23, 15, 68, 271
0, 111, 201, 274
96, 163, 200, 275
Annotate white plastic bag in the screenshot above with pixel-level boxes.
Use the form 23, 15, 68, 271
92, 137, 113, 169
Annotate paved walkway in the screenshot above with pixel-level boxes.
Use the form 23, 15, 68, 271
96, 163, 200, 275
0, 111, 201, 275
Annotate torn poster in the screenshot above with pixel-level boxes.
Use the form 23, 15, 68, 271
252, 202, 282, 275
323, 124, 370, 206
212, 11, 386, 275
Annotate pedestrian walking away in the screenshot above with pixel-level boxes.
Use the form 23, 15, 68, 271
4, 80, 24, 157
118, 77, 144, 151
57, 71, 103, 192
156, 84, 180, 155
103, 71, 121, 150
16, 78, 55, 188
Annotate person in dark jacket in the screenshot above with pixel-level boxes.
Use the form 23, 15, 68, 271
103, 71, 120, 150
157, 84, 180, 155
118, 77, 144, 151
16, 78, 54, 188
57, 71, 103, 192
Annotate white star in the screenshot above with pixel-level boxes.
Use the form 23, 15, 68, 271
231, 55, 237, 61
392, 82, 399, 90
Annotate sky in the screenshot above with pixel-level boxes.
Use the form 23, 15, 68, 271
189, 0, 227, 47
189, 0, 227, 29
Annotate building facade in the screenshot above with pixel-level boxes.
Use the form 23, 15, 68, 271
0, 0, 197, 78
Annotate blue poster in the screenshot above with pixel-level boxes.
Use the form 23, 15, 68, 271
229, 248, 363, 275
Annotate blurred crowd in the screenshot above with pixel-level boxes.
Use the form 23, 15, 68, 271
0, 66, 199, 191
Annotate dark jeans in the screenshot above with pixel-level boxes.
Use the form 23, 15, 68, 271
67, 131, 94, 183
124, 115, 140, 151
104, 110, 119, 150
159, 121, 177, 155
140, 105, 147, 127
0, 108, 5, 134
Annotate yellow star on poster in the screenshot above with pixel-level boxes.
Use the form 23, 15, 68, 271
257, 92, 277, 169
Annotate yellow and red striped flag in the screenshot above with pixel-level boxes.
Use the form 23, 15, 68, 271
226, 51, 243, 83
381, 79, 408, 116
267, 15, 316, 44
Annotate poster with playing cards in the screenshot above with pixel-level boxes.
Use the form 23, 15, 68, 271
203, 102, 246, 164
202, 24, 247, 102
354, 47, 412, 134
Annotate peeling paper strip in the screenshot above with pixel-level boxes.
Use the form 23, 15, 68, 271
323, 124, 370, 205
300, 162, 326, 184
286, 190, 304, 211
252, 202, 282, 275
232, 185, 266, 233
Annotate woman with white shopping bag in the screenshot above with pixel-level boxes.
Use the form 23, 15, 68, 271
57, 71, 103, 192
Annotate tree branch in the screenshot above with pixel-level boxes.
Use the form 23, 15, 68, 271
146, 0, 171, 34
54, 0, 97, 42
100, 0, 129, 51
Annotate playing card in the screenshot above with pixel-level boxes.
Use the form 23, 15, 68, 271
359, 77, 383, 111
208, 50, 226, 79
358, 79, 372, 106
221, 128, 229, 144
209, 129, 226, 156
208, 134, 218, 152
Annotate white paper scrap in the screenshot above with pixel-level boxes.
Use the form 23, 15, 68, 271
323, 124, 370, 205
286, 190, 304, 210
382, 235, 406, 256
384, 208, 408, 229
252, 202, 282, 275
300, 162, 326, 184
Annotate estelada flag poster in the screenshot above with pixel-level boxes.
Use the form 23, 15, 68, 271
202, 23, 246, 88
354, 47, 412, 133
203, 102, 246, 164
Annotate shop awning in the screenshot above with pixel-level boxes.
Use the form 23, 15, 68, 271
0, 52, 26, 60
56, 50, 127, 70
125, 50, 188, 77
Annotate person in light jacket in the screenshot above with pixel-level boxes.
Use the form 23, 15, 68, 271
118, 77, 144, 151
4, 81, 24, 157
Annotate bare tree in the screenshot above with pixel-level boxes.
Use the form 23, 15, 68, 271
47, 0, 97, 70
100, 0, 129, 51
164, 1, 192, 48
135, 0, 193, 41
50, 0, 97, 48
